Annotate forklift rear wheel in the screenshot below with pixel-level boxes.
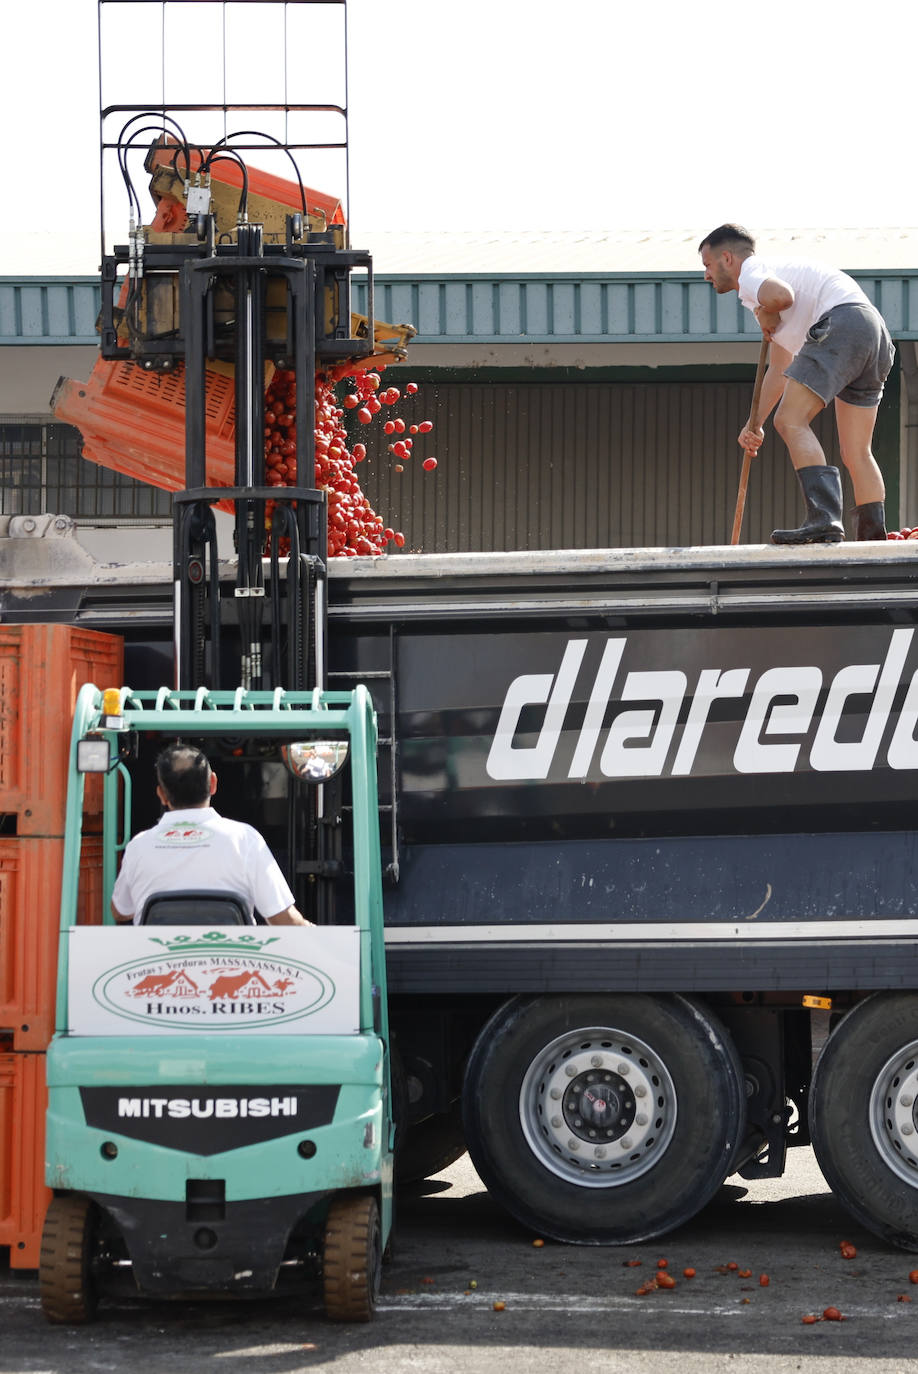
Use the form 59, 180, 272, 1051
462, 992, 746, 1244
810, 991, 918, 1250
39, 1194, 99, 1324
323, 1194, 382, 1322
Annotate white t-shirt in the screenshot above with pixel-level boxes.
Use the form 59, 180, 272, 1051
738, 256, 871, 358
111, 807, 295, 924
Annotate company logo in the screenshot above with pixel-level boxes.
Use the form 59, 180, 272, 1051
157, 823, 210, 846
90, 931, 336, 1031
117, 1095, 299, 1119
486, 628, 918, 782
79, 1084, 340, 1153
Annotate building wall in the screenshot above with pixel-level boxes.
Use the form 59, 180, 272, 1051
0, 345, 905, 555
356, 369, 890, 552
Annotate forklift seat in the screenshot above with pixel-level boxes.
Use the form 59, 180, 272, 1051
139, 890, 255, 926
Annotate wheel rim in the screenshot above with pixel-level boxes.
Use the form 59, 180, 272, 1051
869, 1040, 918, 1186
519, 1024, 677, 1187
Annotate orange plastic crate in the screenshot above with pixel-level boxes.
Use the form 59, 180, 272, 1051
53, 357, 239, 495
0, 625, 123, 836
0, 1050, 49, 1268
0, 835, 104, 1052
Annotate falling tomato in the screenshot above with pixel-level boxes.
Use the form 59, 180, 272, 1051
423, 457, 438, 471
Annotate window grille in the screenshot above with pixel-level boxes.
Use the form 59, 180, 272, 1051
0, 422, 171, 521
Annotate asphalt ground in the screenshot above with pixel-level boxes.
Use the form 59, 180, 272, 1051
4, 1146, 918, 1374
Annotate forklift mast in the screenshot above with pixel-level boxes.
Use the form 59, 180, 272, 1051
96, 0, 375, 695
94, 0, 376, 922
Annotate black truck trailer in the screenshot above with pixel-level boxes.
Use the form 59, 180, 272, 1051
5, 523, 918, 1248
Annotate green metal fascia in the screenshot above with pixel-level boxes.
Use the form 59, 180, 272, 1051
5, 270, 918, 345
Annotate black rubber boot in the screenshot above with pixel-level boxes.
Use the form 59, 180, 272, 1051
852, 501, 887, 541
772, 465, 845, 545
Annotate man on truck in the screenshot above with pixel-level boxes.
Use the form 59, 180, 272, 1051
699, 223, 894, 545
111, 743, 310, 926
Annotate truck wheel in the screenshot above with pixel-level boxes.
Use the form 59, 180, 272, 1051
396, 1104, 466, 1185
39, 1195, 98, 1324
810, 992, 918, 1250
462, 993, 746, 1245
323, 1194, 382, 1321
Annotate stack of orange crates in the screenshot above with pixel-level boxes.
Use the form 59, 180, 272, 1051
0, 625, 122, 1268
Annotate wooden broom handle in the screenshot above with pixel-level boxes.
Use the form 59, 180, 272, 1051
730, 336, 770, 546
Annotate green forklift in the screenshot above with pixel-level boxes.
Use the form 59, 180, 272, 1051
38, 3, 398, 1323
40, 681, 393, 1322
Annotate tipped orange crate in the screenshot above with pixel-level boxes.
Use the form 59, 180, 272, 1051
52, 358, 239, 496
0, 626, 123, 836
0, 1050, 49, 1268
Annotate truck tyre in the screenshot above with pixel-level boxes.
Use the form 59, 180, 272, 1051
39, 1195, 98, 1324
396, 1103, 466, 1185
810, 991, 918, 1250
323, 1194, 382, 1322
462, 993, 746, 1245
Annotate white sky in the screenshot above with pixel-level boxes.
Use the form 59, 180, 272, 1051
2, 0, 916, 274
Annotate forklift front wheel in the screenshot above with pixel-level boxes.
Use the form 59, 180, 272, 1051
39, 1195, 99, 1325
323, 1194, 382, 1322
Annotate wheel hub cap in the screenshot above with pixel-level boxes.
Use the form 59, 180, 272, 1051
870, 1044, 918, 1184
520, 1027, 677, 1187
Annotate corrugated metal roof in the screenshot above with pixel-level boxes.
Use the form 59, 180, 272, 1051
357, 227, 918, 274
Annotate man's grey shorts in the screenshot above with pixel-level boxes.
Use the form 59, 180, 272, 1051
786, 302, 895, 407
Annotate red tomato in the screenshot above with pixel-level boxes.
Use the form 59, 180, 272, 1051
406, 382, 418, 395
423, 457, 437, 471
418, 420, 434, 433
357, 407, 372, 424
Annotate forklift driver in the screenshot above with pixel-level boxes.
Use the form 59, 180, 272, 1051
111, 743, 311, 926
